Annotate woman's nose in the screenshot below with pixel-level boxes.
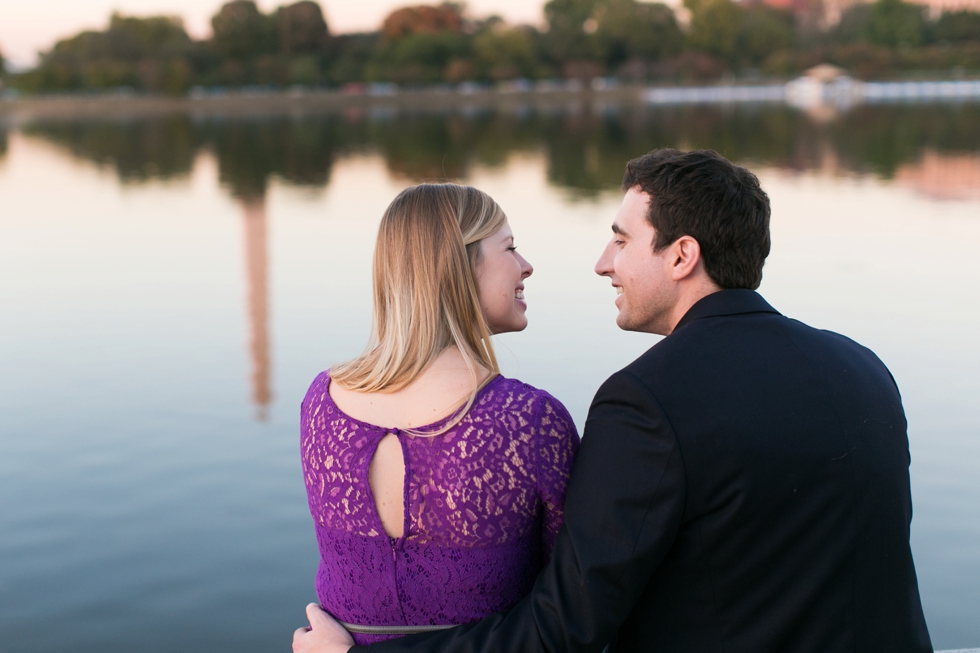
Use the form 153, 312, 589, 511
520, 253, 533, 278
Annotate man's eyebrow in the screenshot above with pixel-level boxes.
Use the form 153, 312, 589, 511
611, 223, 629, 237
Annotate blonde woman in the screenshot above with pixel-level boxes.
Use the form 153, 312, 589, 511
299, 184, 580, 646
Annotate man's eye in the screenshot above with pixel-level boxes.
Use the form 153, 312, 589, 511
614, 239, 625, 246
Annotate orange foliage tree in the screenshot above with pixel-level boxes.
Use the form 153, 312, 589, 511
381, 3, 464, 40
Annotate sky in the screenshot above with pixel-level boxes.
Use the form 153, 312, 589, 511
0, 0, 554, 69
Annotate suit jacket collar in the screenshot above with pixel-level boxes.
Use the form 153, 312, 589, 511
673, 289, 780, 332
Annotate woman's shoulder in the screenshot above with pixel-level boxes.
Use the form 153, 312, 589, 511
485, 376, 576, 429
487, 377, 579, 477
301, 370, 332, 413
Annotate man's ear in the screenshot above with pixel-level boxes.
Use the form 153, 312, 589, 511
668, 236, 702, 281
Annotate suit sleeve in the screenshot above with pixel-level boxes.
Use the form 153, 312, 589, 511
352, 370, 687, 653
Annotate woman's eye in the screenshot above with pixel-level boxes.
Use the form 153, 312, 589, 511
507, 246, 517, 252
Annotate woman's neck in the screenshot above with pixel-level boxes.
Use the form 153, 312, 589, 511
330, 347, 493, 430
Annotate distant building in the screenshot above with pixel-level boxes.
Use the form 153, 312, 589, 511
748, 0, 980, 26
785, 64, 860, 110
906, 0, 980, 16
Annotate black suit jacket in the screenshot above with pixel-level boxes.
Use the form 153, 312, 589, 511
353, 290, 932, 653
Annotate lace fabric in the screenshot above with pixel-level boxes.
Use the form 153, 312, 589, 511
301, 372, 579, 645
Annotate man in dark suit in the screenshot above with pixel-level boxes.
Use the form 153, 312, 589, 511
296, 149, 932, 653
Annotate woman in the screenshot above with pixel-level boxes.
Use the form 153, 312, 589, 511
300, 183, 580, 645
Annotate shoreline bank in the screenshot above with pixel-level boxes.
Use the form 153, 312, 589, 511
3, 77, 979, 122
0, 86, 647, 122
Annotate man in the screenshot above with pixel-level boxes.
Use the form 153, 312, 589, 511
296, 149, 932, 653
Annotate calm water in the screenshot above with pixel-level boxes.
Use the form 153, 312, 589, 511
2, 103, 979, 651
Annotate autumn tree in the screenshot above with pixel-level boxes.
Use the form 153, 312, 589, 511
381, 4, 464, 39
372, 3, 468, 83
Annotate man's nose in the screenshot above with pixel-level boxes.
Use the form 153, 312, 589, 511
595, 242, 614, 276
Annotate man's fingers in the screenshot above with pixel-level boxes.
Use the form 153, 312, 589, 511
306, 602, 329, 627
295, 603, 354, 652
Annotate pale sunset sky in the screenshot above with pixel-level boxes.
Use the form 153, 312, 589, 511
1, 0, 561, 69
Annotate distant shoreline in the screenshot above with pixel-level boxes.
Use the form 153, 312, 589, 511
3, 77, 979, 122
0, 86, 647, 122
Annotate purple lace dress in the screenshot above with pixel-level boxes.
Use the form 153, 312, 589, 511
300, 372, 579, 646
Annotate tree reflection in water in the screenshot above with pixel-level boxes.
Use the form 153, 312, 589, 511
19, 102, 980, 416
22, 103, 980, 195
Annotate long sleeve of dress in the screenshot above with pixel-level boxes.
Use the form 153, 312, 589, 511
528, 392, 579, 562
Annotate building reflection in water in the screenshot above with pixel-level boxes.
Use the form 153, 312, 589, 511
895, 150, 980, 200
240, 196, 272, 420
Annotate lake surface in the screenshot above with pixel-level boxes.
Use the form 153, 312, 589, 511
2, 101, 979, 651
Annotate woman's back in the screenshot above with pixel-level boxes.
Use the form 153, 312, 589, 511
300, 371, 579, 645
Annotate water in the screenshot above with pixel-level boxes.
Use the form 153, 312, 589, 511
1, 103, 979, 651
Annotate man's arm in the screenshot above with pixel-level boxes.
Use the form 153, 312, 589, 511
332, 370, 687, 653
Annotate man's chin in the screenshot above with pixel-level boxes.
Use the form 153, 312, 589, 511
616, 311, 638, 332
616, 310, 666, 335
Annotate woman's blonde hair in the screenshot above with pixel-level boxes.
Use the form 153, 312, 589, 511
330, 183, 507, 432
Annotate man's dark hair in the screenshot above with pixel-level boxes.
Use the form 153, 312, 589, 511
622, 149, 771, 290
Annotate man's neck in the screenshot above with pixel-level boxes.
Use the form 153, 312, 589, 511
666, 283, 722, 335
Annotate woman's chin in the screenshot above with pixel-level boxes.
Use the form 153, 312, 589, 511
489, 316, 528, 334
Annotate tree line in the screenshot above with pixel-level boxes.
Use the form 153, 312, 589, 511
2, 0, 979, 95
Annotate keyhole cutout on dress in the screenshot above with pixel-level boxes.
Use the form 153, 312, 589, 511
368, 432, 406, 538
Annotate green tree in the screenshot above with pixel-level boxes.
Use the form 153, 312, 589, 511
375, 30, 469, 83
0, 46, 6, 77
107, 13, 193, 55
473, 25, 539, 80
934, 10, 980, 43
543, 0, 599, 62
276, 1, 329, 54
867, 0, 927, 47
211, 1, 277, 59
833, 4, 874, 44
735, 5, 794, 67
15, 13, 196, 94
593, 0, 683, 67
326, 32, 379, 84
685, 0, 741, 62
